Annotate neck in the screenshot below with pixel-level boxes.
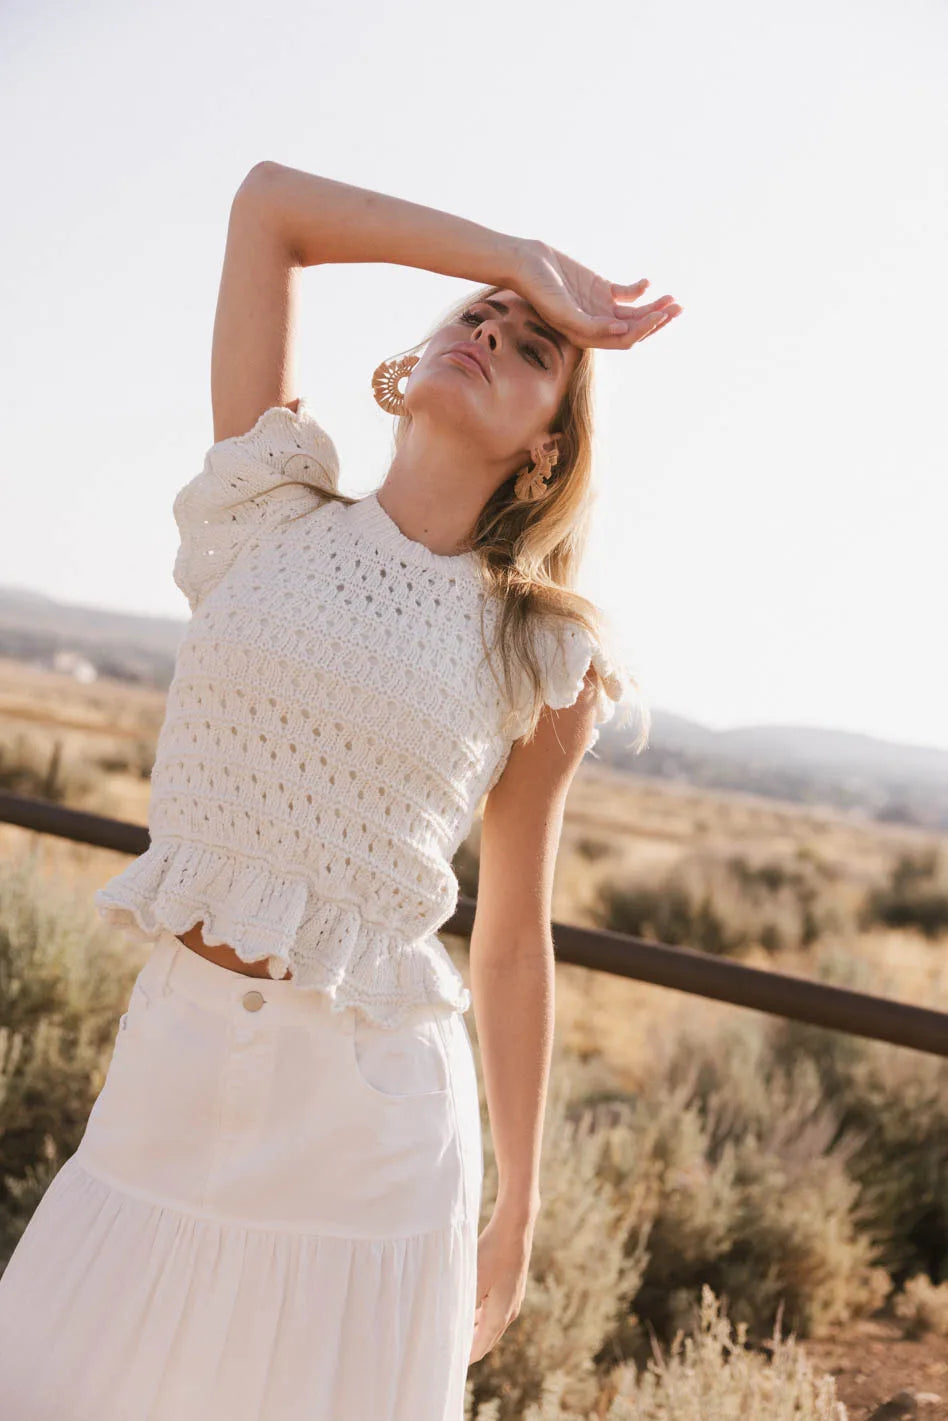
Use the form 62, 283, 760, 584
379, 414, 502, 557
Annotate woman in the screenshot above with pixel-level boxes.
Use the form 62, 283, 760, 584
0, 162, 680, 1419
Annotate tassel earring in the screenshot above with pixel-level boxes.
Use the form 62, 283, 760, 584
514, 441, 560, 502
371, 354, 419, 415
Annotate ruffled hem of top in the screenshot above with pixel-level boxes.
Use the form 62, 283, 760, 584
93, 838, 471, 1028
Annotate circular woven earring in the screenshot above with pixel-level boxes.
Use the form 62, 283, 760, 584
514, 441, 560, 502
371, 354, 419, 415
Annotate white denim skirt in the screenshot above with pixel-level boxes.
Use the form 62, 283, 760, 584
0, 928, 483, 1420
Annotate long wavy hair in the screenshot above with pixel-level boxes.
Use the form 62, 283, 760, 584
279, 281, 651, 753
393, 283, 650, 752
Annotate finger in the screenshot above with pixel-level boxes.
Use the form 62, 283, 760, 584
597, 314, 638, 337
614, 297, 678, 322
636, 314, 673, 342
581, 306, 678, 351
611, 279, 649, 298
609, 308, 672, 342
544, 310, 625, 343
472, 1297, 509, 1360
469, 1322, 504, 1365
641, 307, 675, 327
468, 1308, 493, 1364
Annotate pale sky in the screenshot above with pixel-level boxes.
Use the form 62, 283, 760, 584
2, 0, 946, 751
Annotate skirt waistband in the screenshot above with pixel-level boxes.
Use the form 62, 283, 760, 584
141, 930, 349, 1028
139, 930, 450, 1031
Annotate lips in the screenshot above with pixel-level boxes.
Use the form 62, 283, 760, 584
443, 344, 490, 382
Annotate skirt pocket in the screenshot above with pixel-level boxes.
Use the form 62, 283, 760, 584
349, 1006, 450, 1102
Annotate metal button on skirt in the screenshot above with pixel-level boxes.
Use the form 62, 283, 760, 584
0, 929, 484, 1420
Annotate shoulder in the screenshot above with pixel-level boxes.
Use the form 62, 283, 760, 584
172, 397, 341, 613
192, 397, 340, 500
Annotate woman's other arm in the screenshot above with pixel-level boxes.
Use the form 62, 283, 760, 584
237, 160, 522, 286
465, 673, 600, 1363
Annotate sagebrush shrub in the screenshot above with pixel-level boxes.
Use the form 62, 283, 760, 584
0, 853, 146, 1269
770, 1018, 948, 1286
602, 1021, 889, 1342
893, 1273, 948, 1338
468, 1057, 656, 1417
468, 1286, 846, 1421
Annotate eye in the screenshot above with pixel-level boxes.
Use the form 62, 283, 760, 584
458, 307, 550, 371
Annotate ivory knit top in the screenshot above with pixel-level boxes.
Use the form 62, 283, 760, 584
93, 400, 628, 1026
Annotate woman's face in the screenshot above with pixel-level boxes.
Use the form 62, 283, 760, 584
404, 289, 581, 469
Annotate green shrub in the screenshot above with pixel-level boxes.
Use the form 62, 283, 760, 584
599, 880, 742, 955
770, 1018, 948, 1287
861, 847, 948, 940
605, 1023, 889, 1343
0, 852, 144, 1270
597, 851, 844, 957
0, 731, 101, 806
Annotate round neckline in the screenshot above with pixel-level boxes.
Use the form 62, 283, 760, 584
352, 491, 482, 583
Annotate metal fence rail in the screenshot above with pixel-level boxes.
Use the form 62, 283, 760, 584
2, 789, 946, 1059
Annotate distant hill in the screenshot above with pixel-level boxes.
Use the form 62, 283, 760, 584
599, 708, 948, 832
1, 584, 946, 832
0, 585, 185, 686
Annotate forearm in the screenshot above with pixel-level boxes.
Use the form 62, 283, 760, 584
238, 161, 522, 286
470, 940, 554, 1223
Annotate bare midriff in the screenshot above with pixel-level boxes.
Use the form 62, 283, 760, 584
174, 921, 294, 980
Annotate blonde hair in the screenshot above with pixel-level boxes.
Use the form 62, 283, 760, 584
386, 283, 650, 752
275, 282, 651, 754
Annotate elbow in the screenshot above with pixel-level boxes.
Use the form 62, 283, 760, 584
235, 160, 284, 201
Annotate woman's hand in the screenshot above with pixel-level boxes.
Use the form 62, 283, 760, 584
510, 237, 682, 351
468, 1204, 539, 1365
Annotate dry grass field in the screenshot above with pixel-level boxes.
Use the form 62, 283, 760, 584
3, 656, 948, 1418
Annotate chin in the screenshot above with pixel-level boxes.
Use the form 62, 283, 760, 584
408, 373, 486, 424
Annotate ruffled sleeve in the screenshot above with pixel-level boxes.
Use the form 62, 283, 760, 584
172, 398, 340, 613
540, 617, 628, 752
506, 615, 631, 755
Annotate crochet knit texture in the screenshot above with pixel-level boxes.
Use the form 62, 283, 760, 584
93, 400, 629, 1026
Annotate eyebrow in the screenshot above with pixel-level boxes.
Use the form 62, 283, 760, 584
480, 297, 565, 366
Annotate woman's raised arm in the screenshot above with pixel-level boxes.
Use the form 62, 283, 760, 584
208, 160, 522, 444
210, 169, 309, 445
242, 159, 520, 287
236, 161, 681, 355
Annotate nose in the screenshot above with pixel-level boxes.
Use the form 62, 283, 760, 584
472, 318, 500, 352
